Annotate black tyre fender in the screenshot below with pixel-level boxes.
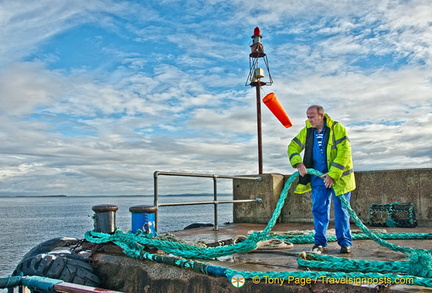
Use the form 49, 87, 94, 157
183, 222, 214, 230
13, 239, 100, 287
19, 237, 80, 260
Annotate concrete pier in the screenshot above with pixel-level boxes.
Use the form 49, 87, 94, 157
87, 168, 432, 292
89, 223, 432, 292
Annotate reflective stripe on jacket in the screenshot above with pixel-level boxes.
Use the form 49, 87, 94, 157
287, 113, 356, 196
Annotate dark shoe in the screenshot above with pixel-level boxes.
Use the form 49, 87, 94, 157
311, 245, 325, 254
340, 245, 352, 253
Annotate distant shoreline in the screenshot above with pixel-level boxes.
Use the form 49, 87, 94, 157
12, 195, 68, 198
0, 193, 231, 198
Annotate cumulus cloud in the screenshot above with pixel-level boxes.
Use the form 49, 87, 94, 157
0, 0, 431, 196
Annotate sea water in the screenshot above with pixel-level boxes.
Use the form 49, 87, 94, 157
0, 195, 233, 282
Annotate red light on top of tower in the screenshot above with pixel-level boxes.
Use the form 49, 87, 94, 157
254, 27, 261, 36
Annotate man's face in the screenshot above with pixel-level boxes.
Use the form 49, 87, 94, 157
306, 108, 324, 129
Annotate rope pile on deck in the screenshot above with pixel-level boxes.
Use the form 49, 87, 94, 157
85, 169, 432, 288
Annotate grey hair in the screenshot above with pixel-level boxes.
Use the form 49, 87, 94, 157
307, 105, 325, 115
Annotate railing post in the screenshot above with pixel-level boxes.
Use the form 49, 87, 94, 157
153, 171, 159, 233
151, 172, 262, 233
213, 175, 218, 231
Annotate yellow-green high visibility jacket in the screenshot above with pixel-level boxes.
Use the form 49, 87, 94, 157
287, 114, 356, 196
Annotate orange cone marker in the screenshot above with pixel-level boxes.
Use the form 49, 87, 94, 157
262, 93, 293, 128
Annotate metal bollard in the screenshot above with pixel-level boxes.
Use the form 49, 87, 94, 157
129, 205, 158, 235
92, 204, 119, 234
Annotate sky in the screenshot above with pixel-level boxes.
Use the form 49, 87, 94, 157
0, 0, 431, 196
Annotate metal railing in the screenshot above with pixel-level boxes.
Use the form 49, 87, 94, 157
153, 171, 262, 231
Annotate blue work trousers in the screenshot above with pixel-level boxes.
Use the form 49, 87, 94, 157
311, 186, 352, 247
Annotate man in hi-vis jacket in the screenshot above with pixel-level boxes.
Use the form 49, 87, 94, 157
288, 105, 356, 254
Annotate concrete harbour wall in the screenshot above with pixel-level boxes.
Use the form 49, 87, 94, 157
233, 168, 432, 226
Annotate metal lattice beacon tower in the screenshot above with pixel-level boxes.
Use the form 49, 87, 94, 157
246, 27, 273, 174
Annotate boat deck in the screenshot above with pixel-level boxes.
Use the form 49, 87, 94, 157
170, 222, 432, 291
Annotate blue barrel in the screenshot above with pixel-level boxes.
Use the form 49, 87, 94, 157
129, 205, 158, 235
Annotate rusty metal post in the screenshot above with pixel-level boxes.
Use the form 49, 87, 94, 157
256, 82, 263, 174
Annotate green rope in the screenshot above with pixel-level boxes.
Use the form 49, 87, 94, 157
85, 168, 432, 288
86, 229, 262, 259
339, 194, 430, 255
85, 170, 301, 259
266, 231, 432, 244
298, 253, 411, 273
338, 189, 432, 278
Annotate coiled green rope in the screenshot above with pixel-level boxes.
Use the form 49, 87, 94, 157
85, 169, 432, 287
